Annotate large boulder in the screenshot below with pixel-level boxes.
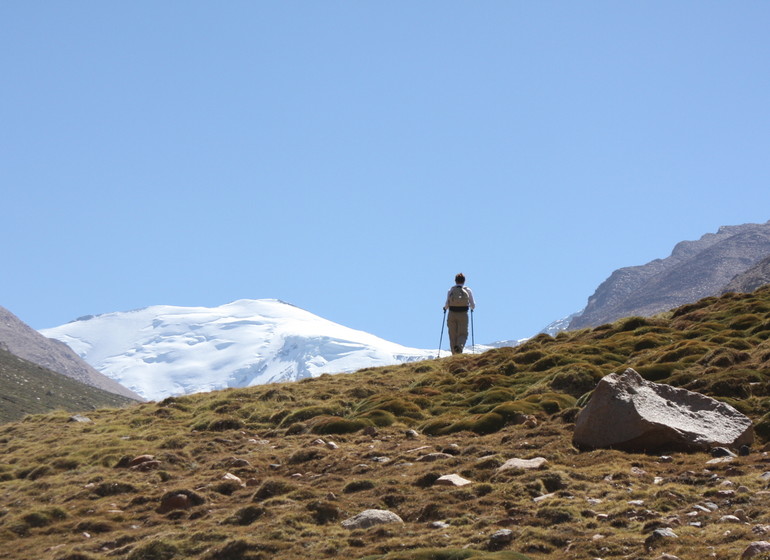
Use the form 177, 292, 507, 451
573, 369, 754, 452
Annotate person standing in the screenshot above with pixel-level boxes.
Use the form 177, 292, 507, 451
443, 273, 475, 354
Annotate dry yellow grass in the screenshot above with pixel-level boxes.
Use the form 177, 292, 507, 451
3, 287, 770, 560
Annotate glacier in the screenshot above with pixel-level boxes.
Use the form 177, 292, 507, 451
40, 299, 436, 401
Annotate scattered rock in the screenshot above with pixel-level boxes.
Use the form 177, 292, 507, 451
157, 489, 205, 514
497, 457, 548, 472
341, 509, 404, 530
711, 447, 737, 458
222, 473, 244, 485
68, 415, 92, 423
719, 515, 743, 524
226, 457, 251, 468
532, 492, 556, 503
405, 429, 420, 439
573, 369, 754, 452
434, 474, 472, 487
488, 529, 513, 550
645, 528, 678, 551
707, 456, 735, 465
130, 460, 161, 472
127, 454, 155, 467
442, 444, 461, 455
416, 453, 454, 462
742, 541, 770, 559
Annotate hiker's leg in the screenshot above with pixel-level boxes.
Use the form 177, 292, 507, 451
448, 312, 459, 354
456, 312, 469, 353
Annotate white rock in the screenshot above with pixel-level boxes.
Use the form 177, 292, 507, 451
341, 509, 404, 530
497, 457, 548, 472
434, 474, 473, 487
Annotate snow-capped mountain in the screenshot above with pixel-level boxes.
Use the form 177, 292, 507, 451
40, 299, 435, 401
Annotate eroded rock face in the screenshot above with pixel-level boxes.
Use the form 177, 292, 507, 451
573, 369, 754, 452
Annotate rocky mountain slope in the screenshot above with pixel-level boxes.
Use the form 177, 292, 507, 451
0, 306, 141, 400
40, 299, 435, 401
723, 254, 770, 294
569, 221, 770, 329
3, 287, 770, 559
0, 347, 137, 423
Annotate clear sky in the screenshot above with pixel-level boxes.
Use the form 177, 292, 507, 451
2, 2, 770, 350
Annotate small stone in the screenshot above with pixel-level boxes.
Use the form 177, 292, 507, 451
533, 492, 556, 503
434, 474, 473, 487
711, 447, 737, 458
416, 453, 454, 462
128, 455, 155, 467
707, 456, 735, 465
222, 473, 243, 485
341, 509, 404, 530
645, 528, 678, 551
489, 529, 513, 548
405, 429, 420, 439
131, 460, 161, 472
442, 444, 462, 455
69, 415, 92, 423
719, 515, 743, 524
659, 456, 674, 463
325, 441, 339, 450
431, 521, 450, 529
497, 457, 548, 472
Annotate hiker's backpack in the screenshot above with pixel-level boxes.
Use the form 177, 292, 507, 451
448, 286, 470, 307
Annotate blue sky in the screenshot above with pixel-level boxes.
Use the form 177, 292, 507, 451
2, 2, 770, 350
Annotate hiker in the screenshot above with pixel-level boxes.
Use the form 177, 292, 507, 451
443, 273, 475, 354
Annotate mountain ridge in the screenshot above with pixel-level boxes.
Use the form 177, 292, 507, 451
0, 305, 141, 400
568, 220, 770, 329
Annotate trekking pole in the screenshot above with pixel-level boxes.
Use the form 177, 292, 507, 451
436, 309, 446, 359
471, 309, 475, 354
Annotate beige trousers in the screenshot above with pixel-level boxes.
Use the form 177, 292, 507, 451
447, 310, 469, 354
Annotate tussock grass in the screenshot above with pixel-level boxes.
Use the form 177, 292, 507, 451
3, 287, 770, 558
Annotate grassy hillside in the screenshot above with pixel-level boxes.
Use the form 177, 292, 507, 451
0, 348, 138, 423
2, 287, 770, 559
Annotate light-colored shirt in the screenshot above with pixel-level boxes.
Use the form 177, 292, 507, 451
444, 285, 476, 310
